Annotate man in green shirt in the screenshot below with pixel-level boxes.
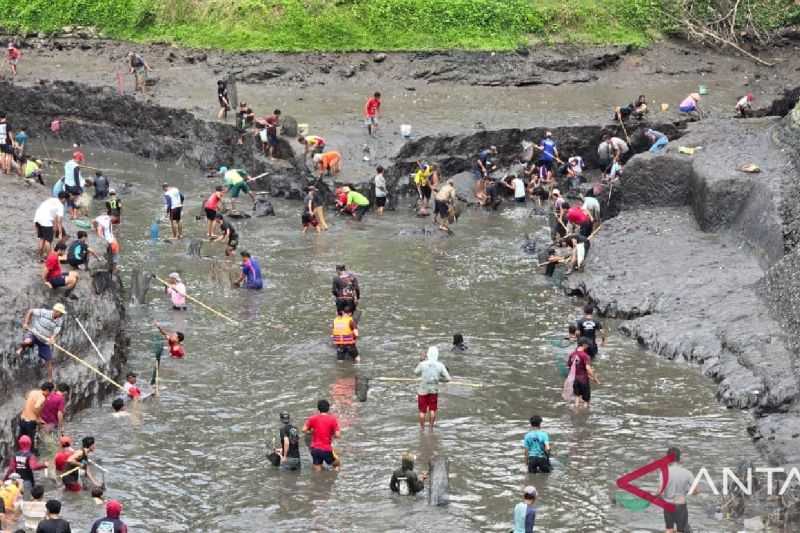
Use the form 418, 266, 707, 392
344, 187, 370, 221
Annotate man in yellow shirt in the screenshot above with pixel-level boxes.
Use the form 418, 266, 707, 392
298, 135, 326, 160
413, 163, 433, 210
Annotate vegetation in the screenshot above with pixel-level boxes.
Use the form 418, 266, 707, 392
0, 0, 796, 52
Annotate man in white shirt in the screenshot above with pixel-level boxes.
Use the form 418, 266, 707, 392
92, 214, 114, 243
33, 192, 67, 259
162, 182, 184, 239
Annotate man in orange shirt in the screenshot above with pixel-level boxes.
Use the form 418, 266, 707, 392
313, 151, 342, 178
364, 92, 381, 136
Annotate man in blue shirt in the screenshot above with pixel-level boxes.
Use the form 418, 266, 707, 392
522, 415, 551, 473
512, 485, 537, 533
537, 131, 559, 171
235, 251, 263, 290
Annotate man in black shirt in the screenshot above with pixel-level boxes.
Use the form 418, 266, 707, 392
36, 499, 71, 533
390, 452, 426, 496
575, 304, 606, 359
332, 264, 360, 313
213, 214, 238, 257
277, 412, 301, 471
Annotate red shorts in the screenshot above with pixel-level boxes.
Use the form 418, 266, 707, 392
417, 393, 438, 413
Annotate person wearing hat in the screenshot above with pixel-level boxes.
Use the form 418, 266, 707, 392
165, 272, 187, 310
736, 92, 754, 117
105, 187, 121, 223
679, 92, 702, 117
63, 151, 85, 219
17, 305, 66, 381
313, 150, 342, 177
90, 499, 127, 532
274, 412, 301, 471
512, 486, 538, 533
162, 182, 185, 240
53, 435, 75, 485
390, 452, 427, 496
3, 434, 47, 495
6, 42, 20, 77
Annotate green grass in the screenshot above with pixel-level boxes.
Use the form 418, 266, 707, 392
0, 0, 797, 52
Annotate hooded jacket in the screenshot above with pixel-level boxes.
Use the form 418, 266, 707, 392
3, 435, 46, 482
414, 347, 451, 395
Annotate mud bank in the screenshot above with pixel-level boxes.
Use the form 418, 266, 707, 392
0, 178, 128, 459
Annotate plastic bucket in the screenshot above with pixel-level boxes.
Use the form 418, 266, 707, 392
698, 85, 708, 95
298, 123, 309, 136
400, 124, 412, 138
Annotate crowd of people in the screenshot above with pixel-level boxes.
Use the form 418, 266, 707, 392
0, 48, 751, 531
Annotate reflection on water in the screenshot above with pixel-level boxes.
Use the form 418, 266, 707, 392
44, 146, 761, 532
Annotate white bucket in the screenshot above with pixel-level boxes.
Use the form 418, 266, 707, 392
400, 124, 412, 138
298, 123, 309, 136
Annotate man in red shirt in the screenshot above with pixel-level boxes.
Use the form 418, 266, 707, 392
302, 399, 341, 472
43, 244, 78, 298
565, 197, 594, 237
364, 91, 381, 137
264, 109, 281, 159
41, 383, 69, 435
567, 338, 600, 409
53, 435, 81, 491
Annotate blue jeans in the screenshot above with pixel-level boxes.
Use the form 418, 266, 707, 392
649, 137, 668, 153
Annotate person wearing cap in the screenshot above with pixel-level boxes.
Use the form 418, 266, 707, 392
165, 272, 187, 310
33, 193, 67, 260
645, 128, 669, 154
53, 435, 75, 486
679, 92, 702, 117
90, 499, 127, 532
736, 92, 754, 117
433, 178, 457, 232
512, 486, 538, 533
3, 435, 47, 495
63, 151, 85, 219
128, 51, 152, 93
162, 182, 185, 240
235, 251, 263, 290
414, 347, 451, 430
220, 166, 256, 209
275, 412, 301, 471
537, 131, 559, 171
40, 383, 69, 436
6, 42, 20, 77
105, 187, 122, 223
66, 230, 99, 271
36, 498, 72, 532
203, 186, 225, 239
18, 306, 66, 381
213, 213, 239, 256
345, 187, 370, 221
390, 452, 427, 496
302, 186, 321, 234
93, 170, 109, 199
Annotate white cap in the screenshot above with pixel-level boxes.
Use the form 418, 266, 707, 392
168, 272, 181, 281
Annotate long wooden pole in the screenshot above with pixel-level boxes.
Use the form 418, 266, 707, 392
25, 328, 124, 391
154, 275, 239, 325
617, 114, 631, 144
74, 316, 106, 363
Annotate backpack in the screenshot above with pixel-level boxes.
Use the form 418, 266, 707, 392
397, 476, 410, 496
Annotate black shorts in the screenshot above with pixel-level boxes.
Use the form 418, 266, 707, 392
170, 207, 183, 221
573, 381, 591, 402
336, 344, 359, 361
527, 456, 552, 474
663, 503, 689, 532
515, 196, 526, 203
205, 208, 217, 221
420, 185, 432, 200
36, 223, 54, 242
310, 448, 335, 466
434, 200, 449, 218
267, 131, 278, 146
375, 196, 387, 208
65, 184, 82, 196
336, 298, 356, 314
50, 274, 67, 288
0, 143, 12, 154
579, 221, 593, 237
67, 257, 87, 269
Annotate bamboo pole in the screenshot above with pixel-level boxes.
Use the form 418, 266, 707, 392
154, 275, 239, 325
25, 328, 124, 391
74, 316, 106, 363
373, 377, 482, 388
59, 465, 81, 478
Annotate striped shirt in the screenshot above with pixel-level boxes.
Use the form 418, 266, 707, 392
30, 309, 64, 339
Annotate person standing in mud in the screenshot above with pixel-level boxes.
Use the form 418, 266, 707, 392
567, 338, 600, 409
374, 165, 387, 216
658, 446, 698, 533
364, 91, 381, 137
265, 109, 281, 159
302, 399, 341, 472
576, 305, 606, 359
127, 51, 152, 93
332, 265, 360, 314
217, 80, 230, 120
537, 131, 559, 172
433, 178, 457, 232
162, 182, 184, 239
0, 112, 13, 175
415, 346, 451, 430
6, 42, 20, 78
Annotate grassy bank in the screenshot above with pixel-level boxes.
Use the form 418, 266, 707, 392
0, 0, 797, 51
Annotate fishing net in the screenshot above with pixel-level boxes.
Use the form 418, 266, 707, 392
355, 375, 369, 402
614, 491, 651, 511
551, 338, 571, 378
92, 271, 114, 295
227, 73, 238, 111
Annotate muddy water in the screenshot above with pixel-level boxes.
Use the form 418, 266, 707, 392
45, 145, 761, 532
